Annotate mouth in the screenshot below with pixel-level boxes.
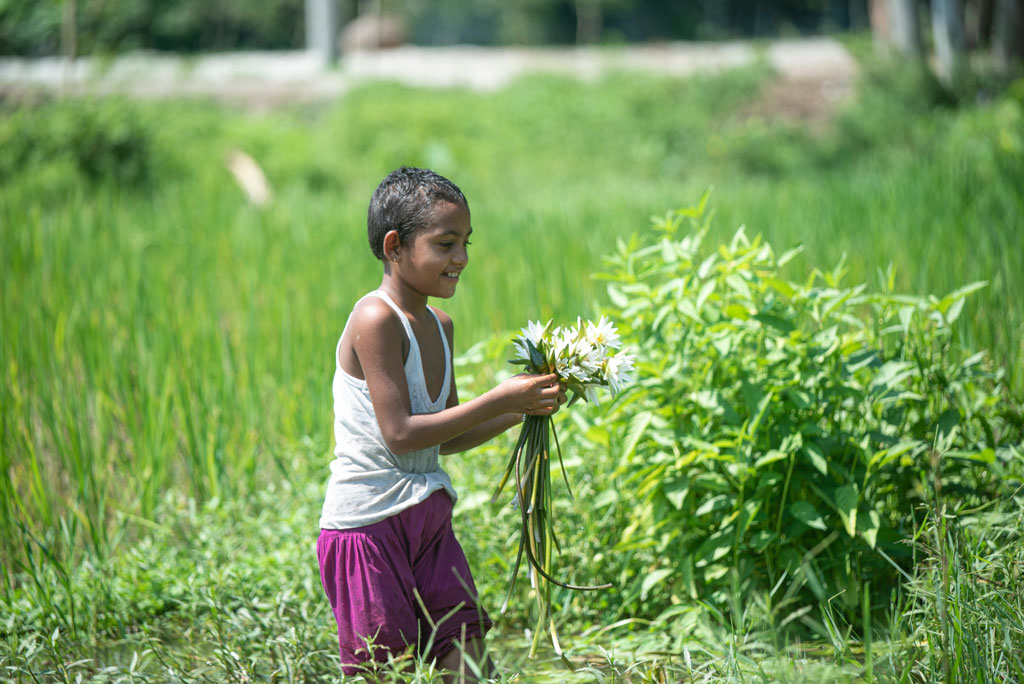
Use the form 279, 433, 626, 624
442, 271, 461, 281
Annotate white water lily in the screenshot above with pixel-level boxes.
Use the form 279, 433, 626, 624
605, 352, 636, 394
499, 315, 634, 659
514, 319, 551, 363
586, 315, 621, 349
511, 317, 633, 404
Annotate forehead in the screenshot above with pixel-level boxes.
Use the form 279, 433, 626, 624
418, 201, 472, 237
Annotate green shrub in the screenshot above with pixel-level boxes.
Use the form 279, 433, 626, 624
0, 99, 154, 188
590, 194, 1024, 630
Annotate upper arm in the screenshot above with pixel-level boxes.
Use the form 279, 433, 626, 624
348, 299, 414, 446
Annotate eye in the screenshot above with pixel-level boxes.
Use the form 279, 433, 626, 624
464, 240, 472, 247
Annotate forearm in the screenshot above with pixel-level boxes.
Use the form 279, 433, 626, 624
439, 412, 522, 455
383, 389, 510, 455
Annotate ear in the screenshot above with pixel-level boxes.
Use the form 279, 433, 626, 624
382, 230, 401, 262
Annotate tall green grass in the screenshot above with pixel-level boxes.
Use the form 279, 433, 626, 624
2, 59, 1023, 681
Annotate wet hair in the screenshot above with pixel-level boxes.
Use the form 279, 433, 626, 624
367, 166, 469, 261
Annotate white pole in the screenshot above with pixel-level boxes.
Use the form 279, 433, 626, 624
305, 0, 339, 65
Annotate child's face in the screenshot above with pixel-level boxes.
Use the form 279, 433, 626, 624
394, 201, 472, 300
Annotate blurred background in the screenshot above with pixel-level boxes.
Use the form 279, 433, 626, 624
2, 1, 1023, 682
0, 0, 1019, 59
4, 0, 873, 55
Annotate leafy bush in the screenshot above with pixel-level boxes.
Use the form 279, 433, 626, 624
0, 99, 154, 187
0, 0, 303, 56
590, 195, 1023, 630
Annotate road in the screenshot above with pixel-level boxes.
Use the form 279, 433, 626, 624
0, 38, 857, 111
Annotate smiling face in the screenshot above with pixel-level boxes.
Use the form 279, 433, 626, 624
387, 201, 472, 300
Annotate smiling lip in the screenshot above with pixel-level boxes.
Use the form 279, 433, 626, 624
442, 271, 461, 280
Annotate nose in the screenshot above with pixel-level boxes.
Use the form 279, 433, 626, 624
453, 244, 469, 267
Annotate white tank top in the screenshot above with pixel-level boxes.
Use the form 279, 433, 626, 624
318, 290, 456, 530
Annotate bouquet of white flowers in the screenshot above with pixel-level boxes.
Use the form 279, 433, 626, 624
492, 316, 635, 659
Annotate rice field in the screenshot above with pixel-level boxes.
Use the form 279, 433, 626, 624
2, 55, 1023, 682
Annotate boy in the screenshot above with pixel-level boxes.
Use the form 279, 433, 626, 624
318, 167, 565, 681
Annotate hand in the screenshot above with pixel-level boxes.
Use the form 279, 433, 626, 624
499, 373, 565, 416
549, 381, 568, 416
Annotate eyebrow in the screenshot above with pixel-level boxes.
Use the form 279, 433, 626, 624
437, 228, 473, 238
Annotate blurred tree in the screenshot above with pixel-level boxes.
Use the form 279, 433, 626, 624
0, 0, 62, 56
868, 0, 1021, 83
931, 0, 967, 81
869, 0, 923, 55
573, 0, 636, 43
992, 0, 1024, 72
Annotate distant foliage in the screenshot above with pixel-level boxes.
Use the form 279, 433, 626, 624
0, 99, 154, 188
0, 0, 866, 56
593, 194, 1023, 627
0, 0, 303, 56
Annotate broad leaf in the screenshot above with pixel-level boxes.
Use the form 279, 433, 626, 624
803, 443, 828, 475
857, 508, 881, 549
663, 477, 690, 510
835, 484, 858, 537
790, 501, 827, 531
641, 568, 674, 600
754, 449, 788, 469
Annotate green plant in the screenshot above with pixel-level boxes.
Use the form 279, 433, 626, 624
0, 99, 155, 187
592, 194, 1023, 630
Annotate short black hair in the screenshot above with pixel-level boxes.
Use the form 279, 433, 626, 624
367, 167, 469, 261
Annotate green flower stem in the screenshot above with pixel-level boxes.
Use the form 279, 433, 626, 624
494, 414, 611, 660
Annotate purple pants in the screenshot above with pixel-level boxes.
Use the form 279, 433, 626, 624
317, 489, 491, 675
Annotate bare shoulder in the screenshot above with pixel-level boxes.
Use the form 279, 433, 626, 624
341, 296, 407, 365
349, 296, 403, 337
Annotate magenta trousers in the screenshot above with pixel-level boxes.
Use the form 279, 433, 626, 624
317, 489, 491, 675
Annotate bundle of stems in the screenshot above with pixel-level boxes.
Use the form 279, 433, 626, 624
492, 412, 611, 660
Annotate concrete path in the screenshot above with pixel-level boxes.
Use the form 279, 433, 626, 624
0, 38, 857, 105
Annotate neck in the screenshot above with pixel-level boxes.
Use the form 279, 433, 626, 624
378, 275, 429, 315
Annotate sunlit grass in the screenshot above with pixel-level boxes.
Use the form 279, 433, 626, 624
2, 60, 1023, 682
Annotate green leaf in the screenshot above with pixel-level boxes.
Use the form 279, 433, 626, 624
754, 449, 787, 469
526, 339, 546, 371
663, 477, 690, 510
704, 565, 729, 582
753, 311, 795, 333
641, 568, 674, 600
938, 281, 987, 316
711, 334, 732, 357
766, 277, 796, 297
777, 244, 804, 266
622, 411, 653, 463
738, 499, 761, 536
677, 299, 702, 323
945, 448, 996, 464
857, 508, 881, 549
725, 273, 751, 300
695, 529, 734, 567
936, 408, 960, 443
790, 501, 827, 531
871, 361, 915, 391
607, 284, 629, 308
945, 296, 965, 324
835, 484, 858, 537
749, 530, 778, 552
696, 280, 716, 311
695, 494, 728, 517
868, 440, 921, 470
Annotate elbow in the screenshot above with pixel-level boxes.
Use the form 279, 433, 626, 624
381, 426, 417, 455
